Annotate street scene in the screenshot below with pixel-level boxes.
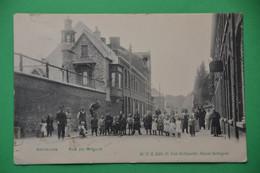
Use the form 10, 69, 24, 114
13, 14, 246, 164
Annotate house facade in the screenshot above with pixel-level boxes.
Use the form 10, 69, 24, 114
45, 18, 152, 117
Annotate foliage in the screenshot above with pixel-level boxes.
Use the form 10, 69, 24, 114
193, 61, 213, 107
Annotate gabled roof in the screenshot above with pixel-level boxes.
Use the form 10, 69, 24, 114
46, 21, 119, 66
73, 21, 118, 64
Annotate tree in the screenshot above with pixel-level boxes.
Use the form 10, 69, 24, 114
193, 61, 213, 107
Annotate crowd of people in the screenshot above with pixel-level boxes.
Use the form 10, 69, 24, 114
38, 105, 222, 139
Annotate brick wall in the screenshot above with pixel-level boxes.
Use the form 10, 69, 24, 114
14, 72, 121, 138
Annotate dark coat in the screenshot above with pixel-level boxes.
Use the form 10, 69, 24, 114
199, 109, 206, 127
105, 115, 113, 126
210, 111, 221, 135
144, 115, 152, 130
133, 114, 141, 129
182, 114, 189, 129
46, 117, 53, 131
91, 118, 98, 128
56, 111, 67, 125
121, 117, 127, 129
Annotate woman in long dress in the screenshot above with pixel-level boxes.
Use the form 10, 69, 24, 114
210, 108, 221, 137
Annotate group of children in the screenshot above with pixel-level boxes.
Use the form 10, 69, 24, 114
39, 115, 54, 138
39, 110, 197, 139
79, 113, 136, 138
78, 111, 197, 138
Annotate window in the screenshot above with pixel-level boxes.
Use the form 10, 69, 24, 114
83, 71, 88, 86
82, 45, 88, 57
118, 73, 122, 88
111, 73, 116, 87
66, 34, 71, 42
124, 69, 127, 88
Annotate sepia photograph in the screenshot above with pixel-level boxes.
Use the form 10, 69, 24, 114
13, 13, 246, 164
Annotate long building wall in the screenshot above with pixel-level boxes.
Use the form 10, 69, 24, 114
211, 13, 245, 140
14, 72, 121, 137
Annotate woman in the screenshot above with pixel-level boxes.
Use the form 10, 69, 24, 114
210, 107, 221, 137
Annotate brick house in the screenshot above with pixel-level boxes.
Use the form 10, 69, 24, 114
46, 18, 152, 117
210, 13, 245, 140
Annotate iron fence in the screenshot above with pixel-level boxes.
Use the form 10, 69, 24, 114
14, 52, 105, 90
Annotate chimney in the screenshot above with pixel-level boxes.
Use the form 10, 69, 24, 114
101, 37, 106, 43
109, 37, 120, 49
93, 26, 101, 39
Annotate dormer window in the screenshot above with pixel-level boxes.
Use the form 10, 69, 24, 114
82, 45, 88, 57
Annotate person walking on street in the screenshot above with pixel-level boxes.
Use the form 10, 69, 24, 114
56, 105, 67, 139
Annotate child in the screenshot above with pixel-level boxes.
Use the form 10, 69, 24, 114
188, 115, 196, 137
121, 114, 127, 135
91, 116, 98, 136
40, 120, 47, 137
126, 114, 134, 135
98, 116, 105, 136
175, 117, 182, 138
169, 116, 176, 137
46, 115, 53, 137
164, 115, 171, 136
112, 117, 118, 135
157, 115, 164, 136
79, 121, 87, 138
152, 114, 158, 135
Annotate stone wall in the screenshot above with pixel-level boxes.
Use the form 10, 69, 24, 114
14, 72, 121, 138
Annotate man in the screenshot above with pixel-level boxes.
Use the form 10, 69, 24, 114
77, 107, 87, 130
210, 106, 221, 137
56, 105, 67, 139
105, 113, 113, 135
132, 110, 142, 135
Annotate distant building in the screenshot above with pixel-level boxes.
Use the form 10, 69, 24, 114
210, 13, 245, 140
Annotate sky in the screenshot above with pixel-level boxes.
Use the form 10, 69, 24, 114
14, 14, 213, 96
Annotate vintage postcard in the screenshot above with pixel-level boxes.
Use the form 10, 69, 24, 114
13, 13, 247, 164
